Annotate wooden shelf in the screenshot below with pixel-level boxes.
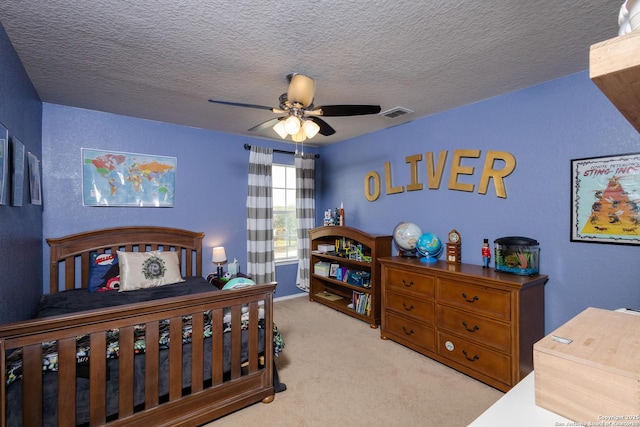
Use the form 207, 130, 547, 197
309, 226, 392, 328
590, 31, 640, 132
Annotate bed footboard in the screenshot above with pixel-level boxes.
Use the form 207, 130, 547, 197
0, 283, 276, 427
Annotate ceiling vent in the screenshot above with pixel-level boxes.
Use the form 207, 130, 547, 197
379, 106, 414, 119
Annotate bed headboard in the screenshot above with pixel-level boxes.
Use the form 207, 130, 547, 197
46, 226, 204, 293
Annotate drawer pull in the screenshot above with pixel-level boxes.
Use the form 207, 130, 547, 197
402, 302, 415, 311
401, 326, 415, 336
462, 350, 479, 362
402, 279, 414, 287
462, 321, 480, 332
461, 293, 479, 303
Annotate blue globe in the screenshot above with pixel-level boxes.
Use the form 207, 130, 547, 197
415, 233, 443, 262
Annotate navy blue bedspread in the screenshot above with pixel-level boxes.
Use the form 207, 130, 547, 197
36, 276, 216, 317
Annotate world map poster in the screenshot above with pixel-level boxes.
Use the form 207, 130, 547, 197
82, 148, 176, 207
571, 153, 640, 245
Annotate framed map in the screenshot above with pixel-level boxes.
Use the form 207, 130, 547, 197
571, 153, 640, 245
82, 148, 176, 207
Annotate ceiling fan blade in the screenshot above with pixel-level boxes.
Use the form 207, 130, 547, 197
287, 74, 315, 108
308, 117, 336, 136
248, 117, 281, 132
314, 105, 381, 116
208, 99, 277, 112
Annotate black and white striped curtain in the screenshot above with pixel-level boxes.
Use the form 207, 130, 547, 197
246, 146, 275, 283
295, 153, 315, 292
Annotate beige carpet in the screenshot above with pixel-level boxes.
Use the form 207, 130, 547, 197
207, 295, 503, 427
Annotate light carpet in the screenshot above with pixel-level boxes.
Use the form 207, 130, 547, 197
207, 295, 503, 426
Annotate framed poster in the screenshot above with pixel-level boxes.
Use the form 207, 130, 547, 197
82, 148, 176, 207
0, 122, 7, 205
571, 153, 640, 245
11, 138, 25, 207
28, 152, 42, 205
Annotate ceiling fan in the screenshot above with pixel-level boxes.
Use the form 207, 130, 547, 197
208, 73, 381, 142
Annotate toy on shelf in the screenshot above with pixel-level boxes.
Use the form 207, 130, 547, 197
323, 203, 345, 226
329, 238, 372, 263
482, 238, 491, 268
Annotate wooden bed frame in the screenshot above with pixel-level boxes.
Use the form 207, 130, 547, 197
0, 226, 276, 427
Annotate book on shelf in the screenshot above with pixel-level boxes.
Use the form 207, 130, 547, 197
315, 291, 344, 302
352, 290, 371, 316
336, 266, 347, 281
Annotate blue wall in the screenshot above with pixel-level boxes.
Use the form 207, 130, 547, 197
317, 72, 640, 332
3, 20, 640, 333
0, 23, 43, 323
41, 104, 315, 299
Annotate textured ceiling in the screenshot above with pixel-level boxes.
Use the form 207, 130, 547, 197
0, 1, 621, 146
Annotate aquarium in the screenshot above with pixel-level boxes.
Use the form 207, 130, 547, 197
494, 236, 539, 276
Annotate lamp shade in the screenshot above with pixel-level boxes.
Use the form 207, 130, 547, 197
302, 119, 320, 139
284, 115, 301, 135
292, 127, 306, 142
273, 120, 288, 139
212, 246, 227, 264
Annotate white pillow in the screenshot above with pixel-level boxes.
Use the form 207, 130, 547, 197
117, 250, 184, 291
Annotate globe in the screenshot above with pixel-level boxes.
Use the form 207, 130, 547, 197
393, 222, 423, 254
415, 233, 443, 262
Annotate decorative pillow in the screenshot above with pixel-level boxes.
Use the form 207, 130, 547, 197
208, 272, 251, 289
222, 277, 256, 290
117, 250, 184, 292
88, 252, 121, 293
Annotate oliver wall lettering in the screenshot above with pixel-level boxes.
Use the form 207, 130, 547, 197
364, 150, 516, 201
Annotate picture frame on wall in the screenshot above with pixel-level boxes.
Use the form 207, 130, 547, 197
28, 151, 42, 205
570, 153, 640, 245
11, 137, 25, 207
0, 122, 8, 205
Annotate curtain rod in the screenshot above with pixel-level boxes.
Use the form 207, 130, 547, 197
243, 143, 320, 158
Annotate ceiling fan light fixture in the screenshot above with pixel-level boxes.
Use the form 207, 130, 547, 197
288, 74, 315, 108
272, 120, 288, 139
302, 119, 320, 139
292, 127, 307, 142
284, 115, 301, 135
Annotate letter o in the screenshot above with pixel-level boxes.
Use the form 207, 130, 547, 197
364, 171, 380, 201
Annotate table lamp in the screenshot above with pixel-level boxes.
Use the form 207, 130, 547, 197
212, 246, 227, 278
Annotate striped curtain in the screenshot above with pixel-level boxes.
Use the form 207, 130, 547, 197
246, 146, 275, 283
295, 153, 315, 292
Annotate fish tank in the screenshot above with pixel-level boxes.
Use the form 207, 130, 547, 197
494, 236, 539, 276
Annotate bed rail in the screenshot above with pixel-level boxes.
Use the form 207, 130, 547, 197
0, 283, 276, 427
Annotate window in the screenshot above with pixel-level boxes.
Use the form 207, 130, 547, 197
272, 164, 297, 262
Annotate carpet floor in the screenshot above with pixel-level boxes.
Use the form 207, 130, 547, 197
206, 294, 503, 426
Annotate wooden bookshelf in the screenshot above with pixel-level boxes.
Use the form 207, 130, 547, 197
308, 226, 392, 328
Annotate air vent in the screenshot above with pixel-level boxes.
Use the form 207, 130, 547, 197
379, 106, 414, 119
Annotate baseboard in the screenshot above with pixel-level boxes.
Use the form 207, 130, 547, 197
274, 292, 307, 302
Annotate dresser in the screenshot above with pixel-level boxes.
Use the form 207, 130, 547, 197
379, 257, 547, 392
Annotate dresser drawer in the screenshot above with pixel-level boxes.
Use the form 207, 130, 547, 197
384, 267, 435, 297
384, 311, 434, 352
437, 279, 511, 320
386, 291, 434, 323
437, 331, 511, 385
436, 305, 511, 353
